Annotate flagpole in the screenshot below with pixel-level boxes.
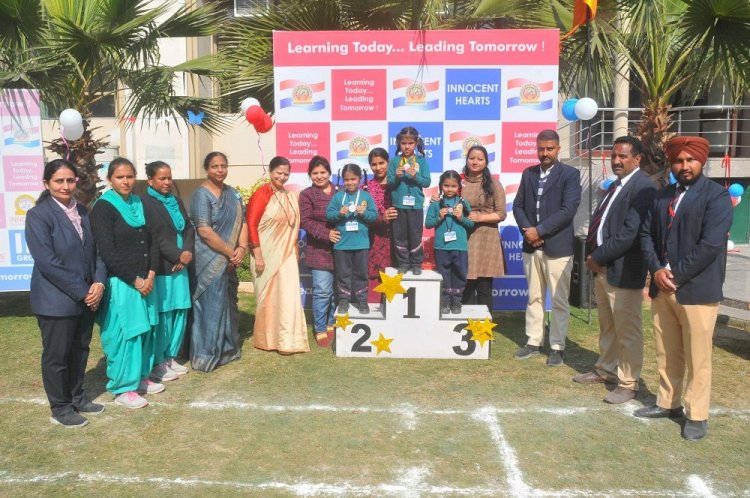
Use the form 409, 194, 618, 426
585, 5, 594, 324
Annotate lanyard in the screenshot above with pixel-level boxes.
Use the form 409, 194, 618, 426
342, 190, 360, 212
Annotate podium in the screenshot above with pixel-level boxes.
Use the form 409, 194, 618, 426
334, 268, 492, 359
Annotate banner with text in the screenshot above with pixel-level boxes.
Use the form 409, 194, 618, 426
0, 89, 43, 292
274, 30, 559, 310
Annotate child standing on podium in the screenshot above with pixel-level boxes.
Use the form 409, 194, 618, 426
326, 163, 377, 315
425, 170, 474, 314
387, 126, 431, 275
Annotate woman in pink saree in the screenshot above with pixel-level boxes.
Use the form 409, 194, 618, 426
246, 156, 309, 354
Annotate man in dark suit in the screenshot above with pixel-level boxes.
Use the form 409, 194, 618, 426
512, 129, 582, 366
573, 136, 657, 404
636, 136, 733, 441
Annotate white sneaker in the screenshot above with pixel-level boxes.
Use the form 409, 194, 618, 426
114, 391, 148, 409
150, 362, 179, 382
138, 379, 165, 395
167, 358, 189, 376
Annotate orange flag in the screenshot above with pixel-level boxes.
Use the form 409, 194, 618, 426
562, 0, 597, 40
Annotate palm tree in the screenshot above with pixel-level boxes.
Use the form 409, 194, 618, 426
0, 0, 227, 204
476, 0, 750, 174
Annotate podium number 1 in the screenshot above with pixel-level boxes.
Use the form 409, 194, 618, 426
402, 287, 420, 319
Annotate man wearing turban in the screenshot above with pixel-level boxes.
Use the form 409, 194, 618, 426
637, 136, 733, 441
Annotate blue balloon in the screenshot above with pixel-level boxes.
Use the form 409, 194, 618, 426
601, 178, 613, 190
668, 172, 677, 185
728, 183, 744, 197
562, 99, 579, 121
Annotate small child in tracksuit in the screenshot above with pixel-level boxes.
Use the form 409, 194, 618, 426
326, 163, 377, 314
425, 170, 474, 314
387, 126, 431, 275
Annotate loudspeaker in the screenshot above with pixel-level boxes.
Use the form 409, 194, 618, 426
569, 236, 593, 308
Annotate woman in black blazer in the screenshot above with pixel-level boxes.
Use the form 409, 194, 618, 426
141, 161, 195, 381
25, 159, 107, 428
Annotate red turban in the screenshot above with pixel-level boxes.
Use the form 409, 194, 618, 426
665, 136, 710, 165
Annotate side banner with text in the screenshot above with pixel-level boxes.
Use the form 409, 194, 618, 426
0, 90, 43, 292
273, 30, 559, 310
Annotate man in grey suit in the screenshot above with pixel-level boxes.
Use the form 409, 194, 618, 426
573, 136, 657, 404
512, 129, 582, 366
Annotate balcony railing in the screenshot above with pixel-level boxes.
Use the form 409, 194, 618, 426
559, 105, 750, 162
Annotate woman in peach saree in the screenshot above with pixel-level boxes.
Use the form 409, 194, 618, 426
246, 156, 309, 354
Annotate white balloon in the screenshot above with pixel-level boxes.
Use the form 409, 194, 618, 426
727, 240, 735, 251
59, 108, 83, 129
575, 97, 599, 120
240, 97, 260, 113
61, 123, 84, 141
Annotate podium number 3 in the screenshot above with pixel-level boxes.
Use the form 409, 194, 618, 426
452, 323, 476, 356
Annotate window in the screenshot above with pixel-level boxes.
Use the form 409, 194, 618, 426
234, 0, 270, 17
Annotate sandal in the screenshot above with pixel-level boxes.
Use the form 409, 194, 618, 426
315, 332, 331, 348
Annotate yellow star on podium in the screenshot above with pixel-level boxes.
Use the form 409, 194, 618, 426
334, 313, 354, 330
370, 333, 394, 355
466, 318, 497, 348
373, 271, 407, 302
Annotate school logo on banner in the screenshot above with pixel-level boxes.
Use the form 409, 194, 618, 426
335, 131, 383, 161
445, 68, 501, 121
392, 78, 440, 111
506, 78, 553, 111
279, 79, 326, 111
3, 123, 41, 148
448, 132, 497, 163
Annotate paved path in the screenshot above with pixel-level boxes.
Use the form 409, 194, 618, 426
720, 245, 750, 327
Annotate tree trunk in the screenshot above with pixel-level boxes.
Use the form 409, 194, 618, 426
635, 102, 671, 180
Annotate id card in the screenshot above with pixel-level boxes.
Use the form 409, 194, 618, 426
345, 221, 359, 232
444, 231, 457, 242
402, 195, 416, 207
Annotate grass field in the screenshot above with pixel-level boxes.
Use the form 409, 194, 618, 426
0, 291, 748, 497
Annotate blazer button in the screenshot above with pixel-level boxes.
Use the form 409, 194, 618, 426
140, 240, 145, 244
143, 253, 147, 257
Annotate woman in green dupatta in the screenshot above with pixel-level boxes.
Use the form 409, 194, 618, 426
141, 161, 194, 381
190, 152, 248, 372
90, 158, 160, 409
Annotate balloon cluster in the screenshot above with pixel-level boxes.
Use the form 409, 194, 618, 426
728, 183, 743, 208
59, 109, 84, 141
241, 97, 273, 134
562, 97, 599, 121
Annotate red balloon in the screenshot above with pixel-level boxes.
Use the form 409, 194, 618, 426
244, 105, 265, 126
254, 113, 273, 133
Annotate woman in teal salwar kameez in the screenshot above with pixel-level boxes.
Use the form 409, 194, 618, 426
90, 158, 160, 409
141, 161, 194, 381
190, 152, 248, 372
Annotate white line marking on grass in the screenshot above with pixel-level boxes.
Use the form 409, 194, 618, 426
472, 407, 533, 497
0, 470, 501, 496
687, 475, 717, 498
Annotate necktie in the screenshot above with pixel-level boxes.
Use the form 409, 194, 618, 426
585, 179, 621, 255
662, 184, 686, 263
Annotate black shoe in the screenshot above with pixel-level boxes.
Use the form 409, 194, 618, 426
357, 302, 370, 314
440, 303, 450, 314
514, 344, 541, 360
397, 265, 409, 274
410, 266, 422, 275
337, 300, 350, 314
450, 302, 462, 314
682, 419, 708, 441
546, 350, 564, 367
633, 404, 685, 419
50, 412, 89, 429
75, 401, 105, 415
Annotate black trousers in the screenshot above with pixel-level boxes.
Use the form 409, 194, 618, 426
435, 249, 468, 304
334, 249, 369, 305
38, 313, 95, 416
392, 208, 424, 267
462, 277, 493, 309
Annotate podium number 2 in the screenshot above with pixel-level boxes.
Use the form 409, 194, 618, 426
351, 324, 372, 352
452, 323, 476, 356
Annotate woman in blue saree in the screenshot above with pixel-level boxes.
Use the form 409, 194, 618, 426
190, 152, 248, 372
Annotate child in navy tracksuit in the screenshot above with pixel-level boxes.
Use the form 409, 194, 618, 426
425, 170, 474, 314
326, 163, 377, 314
386, 126, 431, 275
